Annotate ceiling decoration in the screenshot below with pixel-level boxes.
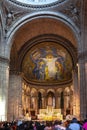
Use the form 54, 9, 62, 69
9, 0, 66, 8
22, 42, 73, 85
15, 0, 64, 5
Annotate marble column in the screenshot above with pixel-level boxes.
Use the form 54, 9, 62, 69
64, 93, 68, 116
27, 86, 31, 112
72, 67, 80, 119
57, 95, 61, 109
70, 91, 73, 115
0, 57, 9, 121
44, 91, 47, 109
35, 95, 38, 114
8, 72, 22, 121
79, 0, 87, 120
55, 92, 58, 109
42, 96, 45, 109
79, 60, 87, 119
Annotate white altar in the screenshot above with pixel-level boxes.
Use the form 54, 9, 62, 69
37, 106, 63, 121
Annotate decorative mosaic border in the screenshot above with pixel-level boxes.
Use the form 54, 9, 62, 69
8, 0, 66, 9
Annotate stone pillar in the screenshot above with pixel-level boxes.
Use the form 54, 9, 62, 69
44, 91, 47, 109
72, 67, 80, 119
28, 95, 31, 115
64, 93, 67, 116
55, 92, 58, 109
79, 59, 87, 120
79, 0, 87, 120
57, 94, 61, 109
35, 95, 38, 114
0, 57, 9, 121
42, 95, 45, 109
70, 91, 73, 115
8, 72, 22, 121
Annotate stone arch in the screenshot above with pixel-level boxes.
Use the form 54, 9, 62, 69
5, 9, 80, 121
38, 89, 45, 95
47, 89, 55, 93
18, 34, 77, 71
56, 88, 63, 95
31, 88, 37, 96
6, 11, 80, 60
64, 87, 71, 94
46, 90, 55, 108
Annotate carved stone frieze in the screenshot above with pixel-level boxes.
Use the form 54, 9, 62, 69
59, 0, 81, 29
0, 0, 28, 38
0, 0, 81, 38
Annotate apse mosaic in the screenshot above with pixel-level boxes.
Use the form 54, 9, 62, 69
22, 42, 73, 84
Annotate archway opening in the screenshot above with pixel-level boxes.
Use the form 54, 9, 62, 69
8, 16, 78, 121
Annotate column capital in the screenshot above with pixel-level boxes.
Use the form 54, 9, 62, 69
0, 56, 9, 64
73, 65, 78, 74
10, 70, 22, 75
78, 51, 87, 62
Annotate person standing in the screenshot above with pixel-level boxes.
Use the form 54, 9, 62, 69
82, 119, 87, 130
67, 118, 82, 130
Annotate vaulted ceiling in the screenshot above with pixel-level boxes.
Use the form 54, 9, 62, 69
13, 18, 77, 52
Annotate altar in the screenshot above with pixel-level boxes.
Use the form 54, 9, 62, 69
37, 106, 63, 121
